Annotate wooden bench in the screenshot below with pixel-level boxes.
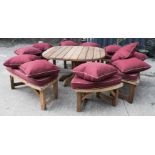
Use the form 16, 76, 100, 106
73, 83, 123, 112
119, 79, 140, 103
9, 72, 58, 110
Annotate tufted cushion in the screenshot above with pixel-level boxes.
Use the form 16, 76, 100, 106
15, 46, 42, 55
111, 42, 139, 62
104, 45, 121, 55
71, 75, 122, 89
32, 42, 52, 51
20, 60, 59, 78
59, 40, 78, 46
7, 68, 58, 86
133, 51, 148, 61
3, 54, 41, 69
80, 42, 100, 47
72, 62, 117, 82
112, 58, 151, 74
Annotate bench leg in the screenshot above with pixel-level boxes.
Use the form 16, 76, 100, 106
10, 75, 15, 89
39, 90, 46, 110
53, 80, 58, 99
77, 92, 82, 112
112, 89, 119, 106
127, 84, 136, 103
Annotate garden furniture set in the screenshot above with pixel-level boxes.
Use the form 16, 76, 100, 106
3, 41, 151, 112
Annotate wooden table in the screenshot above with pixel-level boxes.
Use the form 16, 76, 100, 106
43, 46, 106, 86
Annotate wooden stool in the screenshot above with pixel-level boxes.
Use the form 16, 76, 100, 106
119, 79, 140, 103
9, 73, 58, 110
73, 83, 123, 112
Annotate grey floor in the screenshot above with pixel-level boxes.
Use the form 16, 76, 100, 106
0, 44, 155, 116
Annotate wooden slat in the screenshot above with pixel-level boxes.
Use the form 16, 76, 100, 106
49, 46, 67, 59
78, 46, 89, 61
74, 83, 123, 93
70, 46, 84, 60
100, 48, 105, 59
93, 47, 101, 60
86, 47, 95, 60
42, 46, 60, 58
56, 46, 73, 59
63, 46, 79, 60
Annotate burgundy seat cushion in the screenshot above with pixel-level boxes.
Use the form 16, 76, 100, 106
15, 46, 42, 55
104, 45, 121, 55
111, 42, 139, 62
3, 54, 41, 69
133, 51, 148, 61
20, 60, 59, 78
116, 70, 140, 81
71, 75, 122, 89
59, 40, 78, 46
112, 58, 151, 74
32, 42, 52, 51
7, 68, 58, 86
80, 42, 100, 47
72, 62, 117, 82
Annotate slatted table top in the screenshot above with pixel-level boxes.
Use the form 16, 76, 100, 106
42, 46, 105, 62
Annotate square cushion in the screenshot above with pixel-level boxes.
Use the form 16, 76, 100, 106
80, 42, 100, 47
3, 54, 41, 69
133, 51, 148, 61
32, 42, 52, 51
20, 60, 59, 78
15, 46, 42, 55
111, 42, 139, 62
104, 45, 121, 55
7, 68, 58, 86
59, 40, 78, 46
112, 58, 151, 73
72, 62, 117, 82
71, 75, 122, 89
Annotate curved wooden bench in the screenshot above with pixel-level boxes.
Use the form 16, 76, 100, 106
9, 72, 58, 110
119, 79, 140, 103
73, 83, 123, 112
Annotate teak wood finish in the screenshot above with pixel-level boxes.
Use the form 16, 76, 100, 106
73, 83, 123, 112
9, 73, 58, 110
119, 79, 140, 103
42, 46, 105, 62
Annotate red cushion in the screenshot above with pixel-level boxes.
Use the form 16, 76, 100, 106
20, 60, 59, 78
80, 42, 100, 47
32, 42, 52, 51
72, 62, 117, 82
116, 70, 140, 81
15, 46, 42, 55
7, 68, 58, 86
111, 42, 139, 62
59, 40, 78, 46
112, 58, 151, 73
3, 54, 41, 68
133, 51, 148, 61
104, 45, 121, 55
71, 75, 122, 89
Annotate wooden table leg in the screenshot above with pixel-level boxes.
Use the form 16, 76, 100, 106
59, 73, 73, 81
53, 80, 58, 99
63, 74, 74, 87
